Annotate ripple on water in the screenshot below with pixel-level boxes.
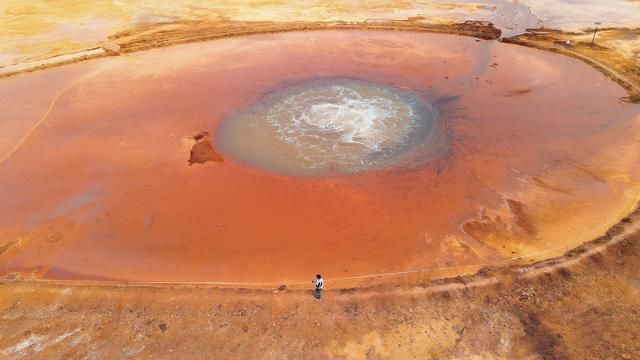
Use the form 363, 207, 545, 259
217, 78, 444, 176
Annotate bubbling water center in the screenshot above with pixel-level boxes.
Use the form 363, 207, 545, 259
218, 79, 440, 176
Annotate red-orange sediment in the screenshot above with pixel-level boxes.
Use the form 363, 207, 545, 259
0, 30, 639, 285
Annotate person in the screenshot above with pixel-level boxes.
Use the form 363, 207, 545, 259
313, 274, 324, 301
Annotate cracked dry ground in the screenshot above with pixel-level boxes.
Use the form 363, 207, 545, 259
1, 223, 639, 359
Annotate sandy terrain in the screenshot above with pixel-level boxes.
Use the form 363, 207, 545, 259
1, 1, 640, 358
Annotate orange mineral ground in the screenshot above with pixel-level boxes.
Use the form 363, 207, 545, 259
1, 30, 639, 285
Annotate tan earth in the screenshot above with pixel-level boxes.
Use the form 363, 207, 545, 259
1, 1, 640, 359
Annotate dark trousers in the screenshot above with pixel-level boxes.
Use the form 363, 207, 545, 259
315, 289, 322, 300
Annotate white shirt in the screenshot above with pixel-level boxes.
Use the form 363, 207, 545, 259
315, 278, 324, 290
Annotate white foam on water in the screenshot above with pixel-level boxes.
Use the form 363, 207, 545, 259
265, 83, 420, 166
294, 88, 397, 150
219, 79, 438, 176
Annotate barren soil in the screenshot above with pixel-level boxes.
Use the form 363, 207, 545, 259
2, 210, 640, 359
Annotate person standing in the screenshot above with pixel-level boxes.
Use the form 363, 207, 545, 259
313, 274, 324, 301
